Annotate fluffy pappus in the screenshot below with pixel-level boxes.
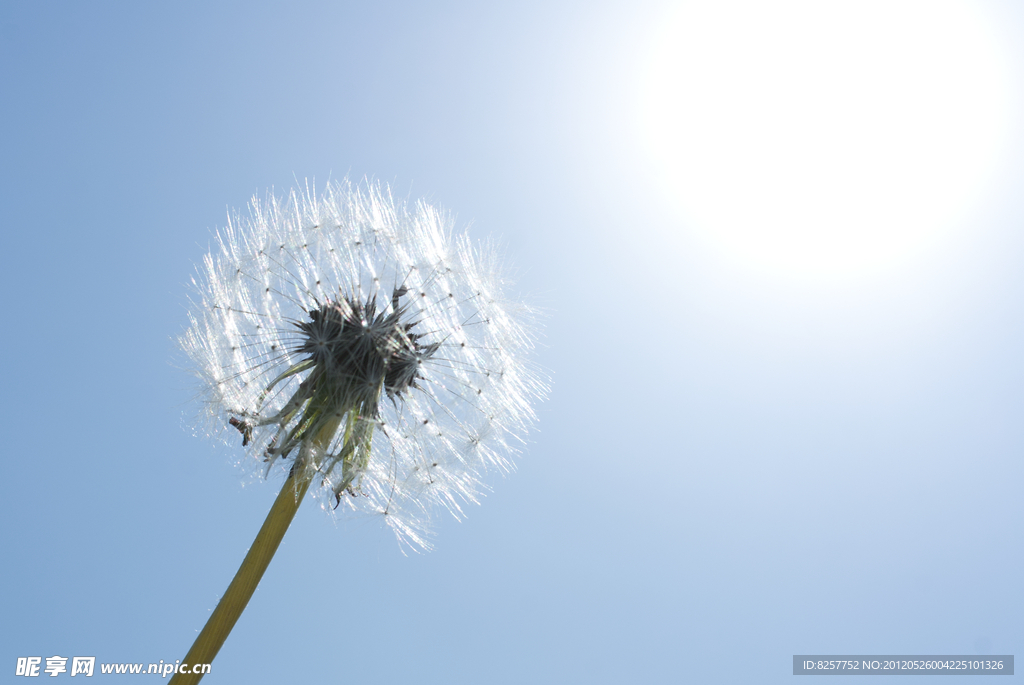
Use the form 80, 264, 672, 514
180, 180, 545, 549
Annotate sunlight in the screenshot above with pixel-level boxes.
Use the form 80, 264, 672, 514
638, 0, 1010, 280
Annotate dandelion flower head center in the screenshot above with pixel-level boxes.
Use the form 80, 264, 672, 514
297, 288, 440, 412
230, 287, 442, 500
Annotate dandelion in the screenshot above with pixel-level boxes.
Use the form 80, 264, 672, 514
171, 180, 543, 683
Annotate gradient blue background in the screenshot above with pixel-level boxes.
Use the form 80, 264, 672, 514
2, 1, 1023, 683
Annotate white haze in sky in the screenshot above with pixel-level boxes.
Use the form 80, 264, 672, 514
639, 0, 1011, 279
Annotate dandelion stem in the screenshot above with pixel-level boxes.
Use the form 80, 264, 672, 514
168, 468, 312, 684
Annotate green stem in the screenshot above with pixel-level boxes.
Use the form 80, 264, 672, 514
168, 469, 312, 684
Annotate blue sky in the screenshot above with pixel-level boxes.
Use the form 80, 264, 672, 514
2, 1, 1024, 683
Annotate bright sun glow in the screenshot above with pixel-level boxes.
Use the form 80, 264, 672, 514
638, 0, 1010, 279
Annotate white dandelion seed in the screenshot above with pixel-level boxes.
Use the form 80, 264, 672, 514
180, 179, 545, 549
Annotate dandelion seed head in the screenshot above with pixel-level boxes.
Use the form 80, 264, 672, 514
180, 180, 545, 549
